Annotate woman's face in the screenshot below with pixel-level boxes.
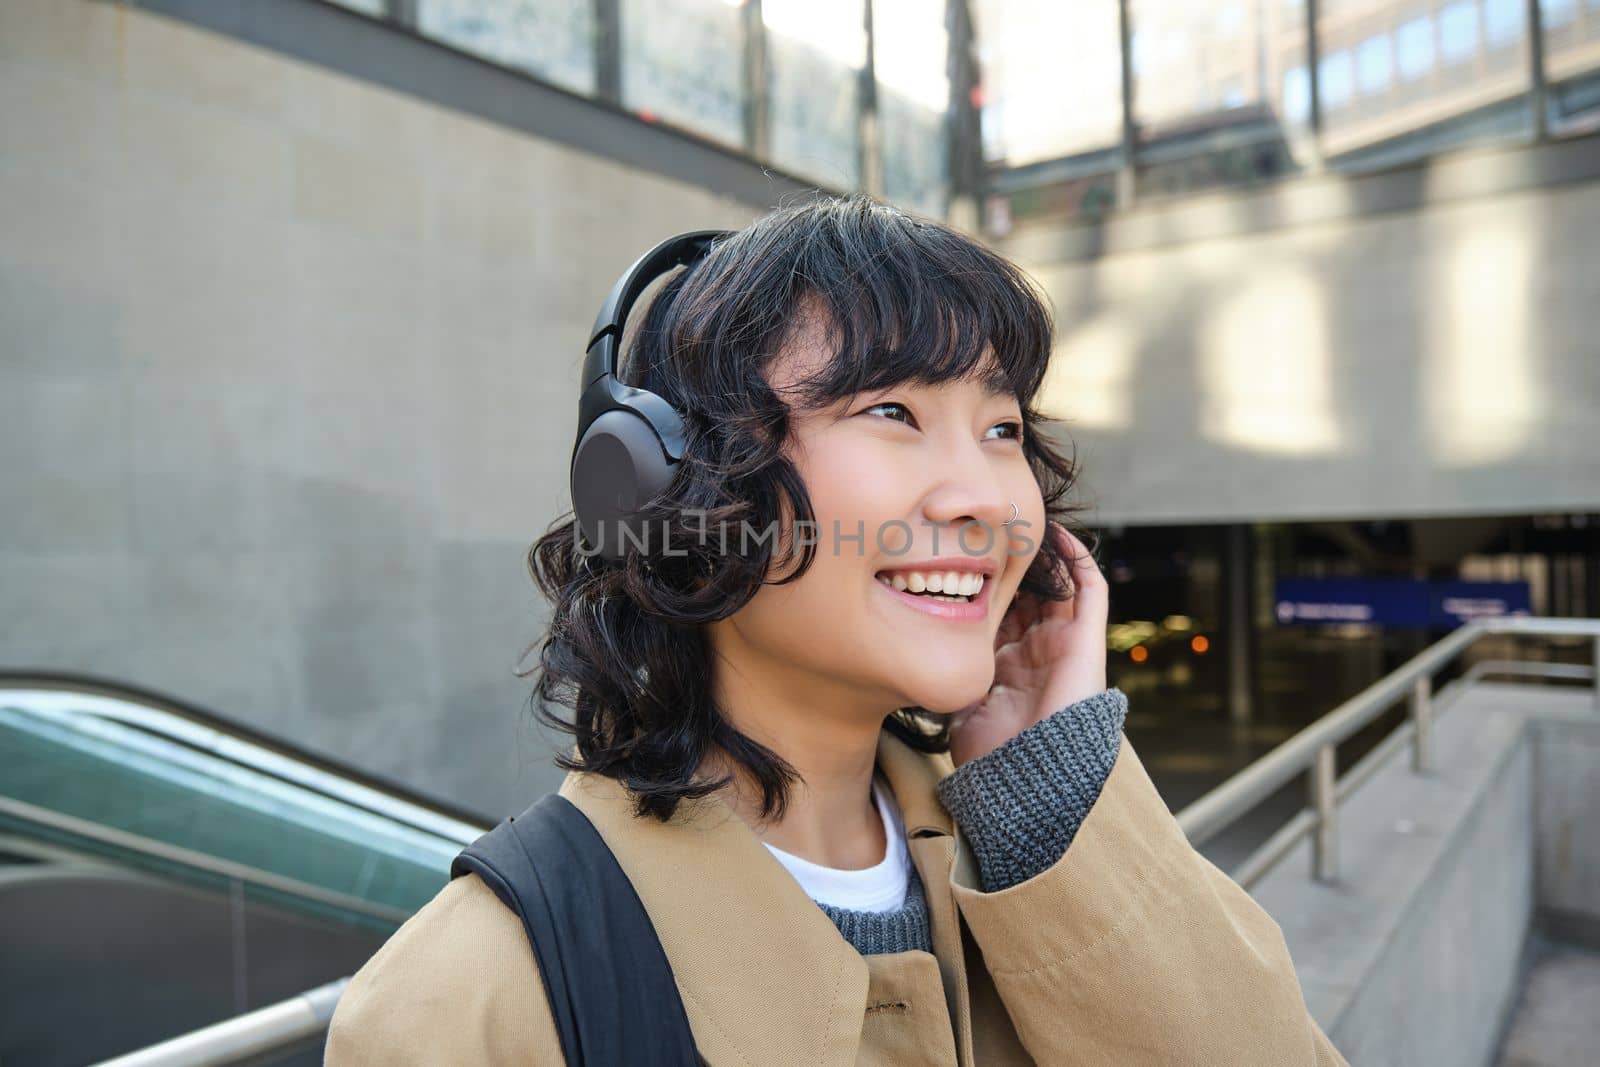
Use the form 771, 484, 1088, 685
711, 310, 1047, 722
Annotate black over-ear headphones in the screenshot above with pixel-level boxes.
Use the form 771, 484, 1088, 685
571, 229, 734, 561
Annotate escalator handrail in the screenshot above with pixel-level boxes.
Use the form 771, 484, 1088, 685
0, 674, 493, 844
0, 793, 412, 925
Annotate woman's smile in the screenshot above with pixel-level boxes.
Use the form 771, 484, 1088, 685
872, 555, 999, 622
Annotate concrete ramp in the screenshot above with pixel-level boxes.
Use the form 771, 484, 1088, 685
1250, 682, 1600, 1067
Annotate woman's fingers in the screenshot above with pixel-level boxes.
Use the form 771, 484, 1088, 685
996, 521, 1107, 651
1056, 524, 1107, 631
1033, 520, 1077, 624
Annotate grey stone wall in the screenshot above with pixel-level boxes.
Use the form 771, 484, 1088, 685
0, 0, 759, 817
1004, 151, 1600, 526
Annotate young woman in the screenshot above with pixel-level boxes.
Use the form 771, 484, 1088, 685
326, 196, 1348, 1066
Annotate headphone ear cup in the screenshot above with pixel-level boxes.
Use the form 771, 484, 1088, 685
571, 408, 676, 561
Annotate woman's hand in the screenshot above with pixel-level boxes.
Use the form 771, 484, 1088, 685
948, 520, 1109, 768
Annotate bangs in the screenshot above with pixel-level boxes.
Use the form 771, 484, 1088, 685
770, 200, 1055, 412
654, 196, 1055, 419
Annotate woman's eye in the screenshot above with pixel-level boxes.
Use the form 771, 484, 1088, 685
987, 420, 1025, 442
863, 401, 916, 426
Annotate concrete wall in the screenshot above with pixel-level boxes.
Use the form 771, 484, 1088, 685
0, 0, 761, 817
1532, 712, 1600, 936
1004, 145, 1600, 526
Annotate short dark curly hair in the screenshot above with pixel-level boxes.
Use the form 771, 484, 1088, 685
524, 193, 1092, 824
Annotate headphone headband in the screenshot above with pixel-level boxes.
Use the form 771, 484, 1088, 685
569, 229, 734, 560
581, 229, 731, 391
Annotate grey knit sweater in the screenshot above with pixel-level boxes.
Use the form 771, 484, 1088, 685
813, 687, 1129, 956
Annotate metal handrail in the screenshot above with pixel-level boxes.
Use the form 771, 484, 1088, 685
1460, 658, 1598, 685
0, 794, 412, 925
90, 978, 349, 1067
1177, 615, 1600, 886
1224, 658, 1596, 889
89, 616, 1600, 1065
1, 679, 488, 845
0, 672, 495, 829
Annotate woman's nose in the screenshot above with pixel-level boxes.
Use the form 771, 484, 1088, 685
925, 494, 1015, 545
919, 450, 1015, 548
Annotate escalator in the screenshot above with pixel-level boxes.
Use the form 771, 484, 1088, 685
0, 676, 489, 1066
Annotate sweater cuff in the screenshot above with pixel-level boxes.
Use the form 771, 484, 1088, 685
934, 687, 1128, 893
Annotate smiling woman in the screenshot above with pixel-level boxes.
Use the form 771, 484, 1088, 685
524, 195, 1087, 826
324, 195, 1350, 1067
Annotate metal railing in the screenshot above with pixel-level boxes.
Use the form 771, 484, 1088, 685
1176, 615, 1600, 888
5, 795, 404, 1067
90, 979, 349, 1067
86, 615, 1600, 1065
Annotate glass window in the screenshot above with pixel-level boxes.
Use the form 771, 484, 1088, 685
1319, 49, 1355, 111
620, 0, 745, 148
1396, 16, 1435, 82
873, 0, 950, 217
1438, 1, 1481, 64
1357, 35, 1394, 97
1317, 0, 1528, 163
764, 0, 866, 188
1129, 1, 1269, 130
417, 0, 596, 96
973, 0, 1123, 166
1283, 66, 1311, 125
1129, 0, 1308, 200
1543, 0, 1577, 27
1266, 1, 1311, 140
1541, 0, 1600, 132
1483, 0, 1524, 48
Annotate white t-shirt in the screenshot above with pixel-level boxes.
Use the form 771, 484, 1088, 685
762, 772, 911, 913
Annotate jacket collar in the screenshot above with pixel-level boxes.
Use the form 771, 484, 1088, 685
556, 727, 955, 1067
874, 726, 956, 838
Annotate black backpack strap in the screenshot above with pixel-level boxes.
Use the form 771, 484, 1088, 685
450, 792, 701, 1066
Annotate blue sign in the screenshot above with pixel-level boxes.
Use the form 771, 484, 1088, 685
1428, 580, 1533, 626
1274, 578, 1530, 629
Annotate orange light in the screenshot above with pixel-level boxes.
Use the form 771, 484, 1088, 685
1129, 645, 1148, 663
1191, 635, 1209, 655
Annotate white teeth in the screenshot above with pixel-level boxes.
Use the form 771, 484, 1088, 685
874, 569, 987, 601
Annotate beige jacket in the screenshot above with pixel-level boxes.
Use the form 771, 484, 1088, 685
325, 730, 1349, 1065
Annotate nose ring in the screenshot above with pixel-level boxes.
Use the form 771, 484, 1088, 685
1001, 501, 1019, 526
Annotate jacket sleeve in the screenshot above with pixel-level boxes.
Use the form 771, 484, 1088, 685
939, 700, 1350, 1067
323, 871, 567, 1065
